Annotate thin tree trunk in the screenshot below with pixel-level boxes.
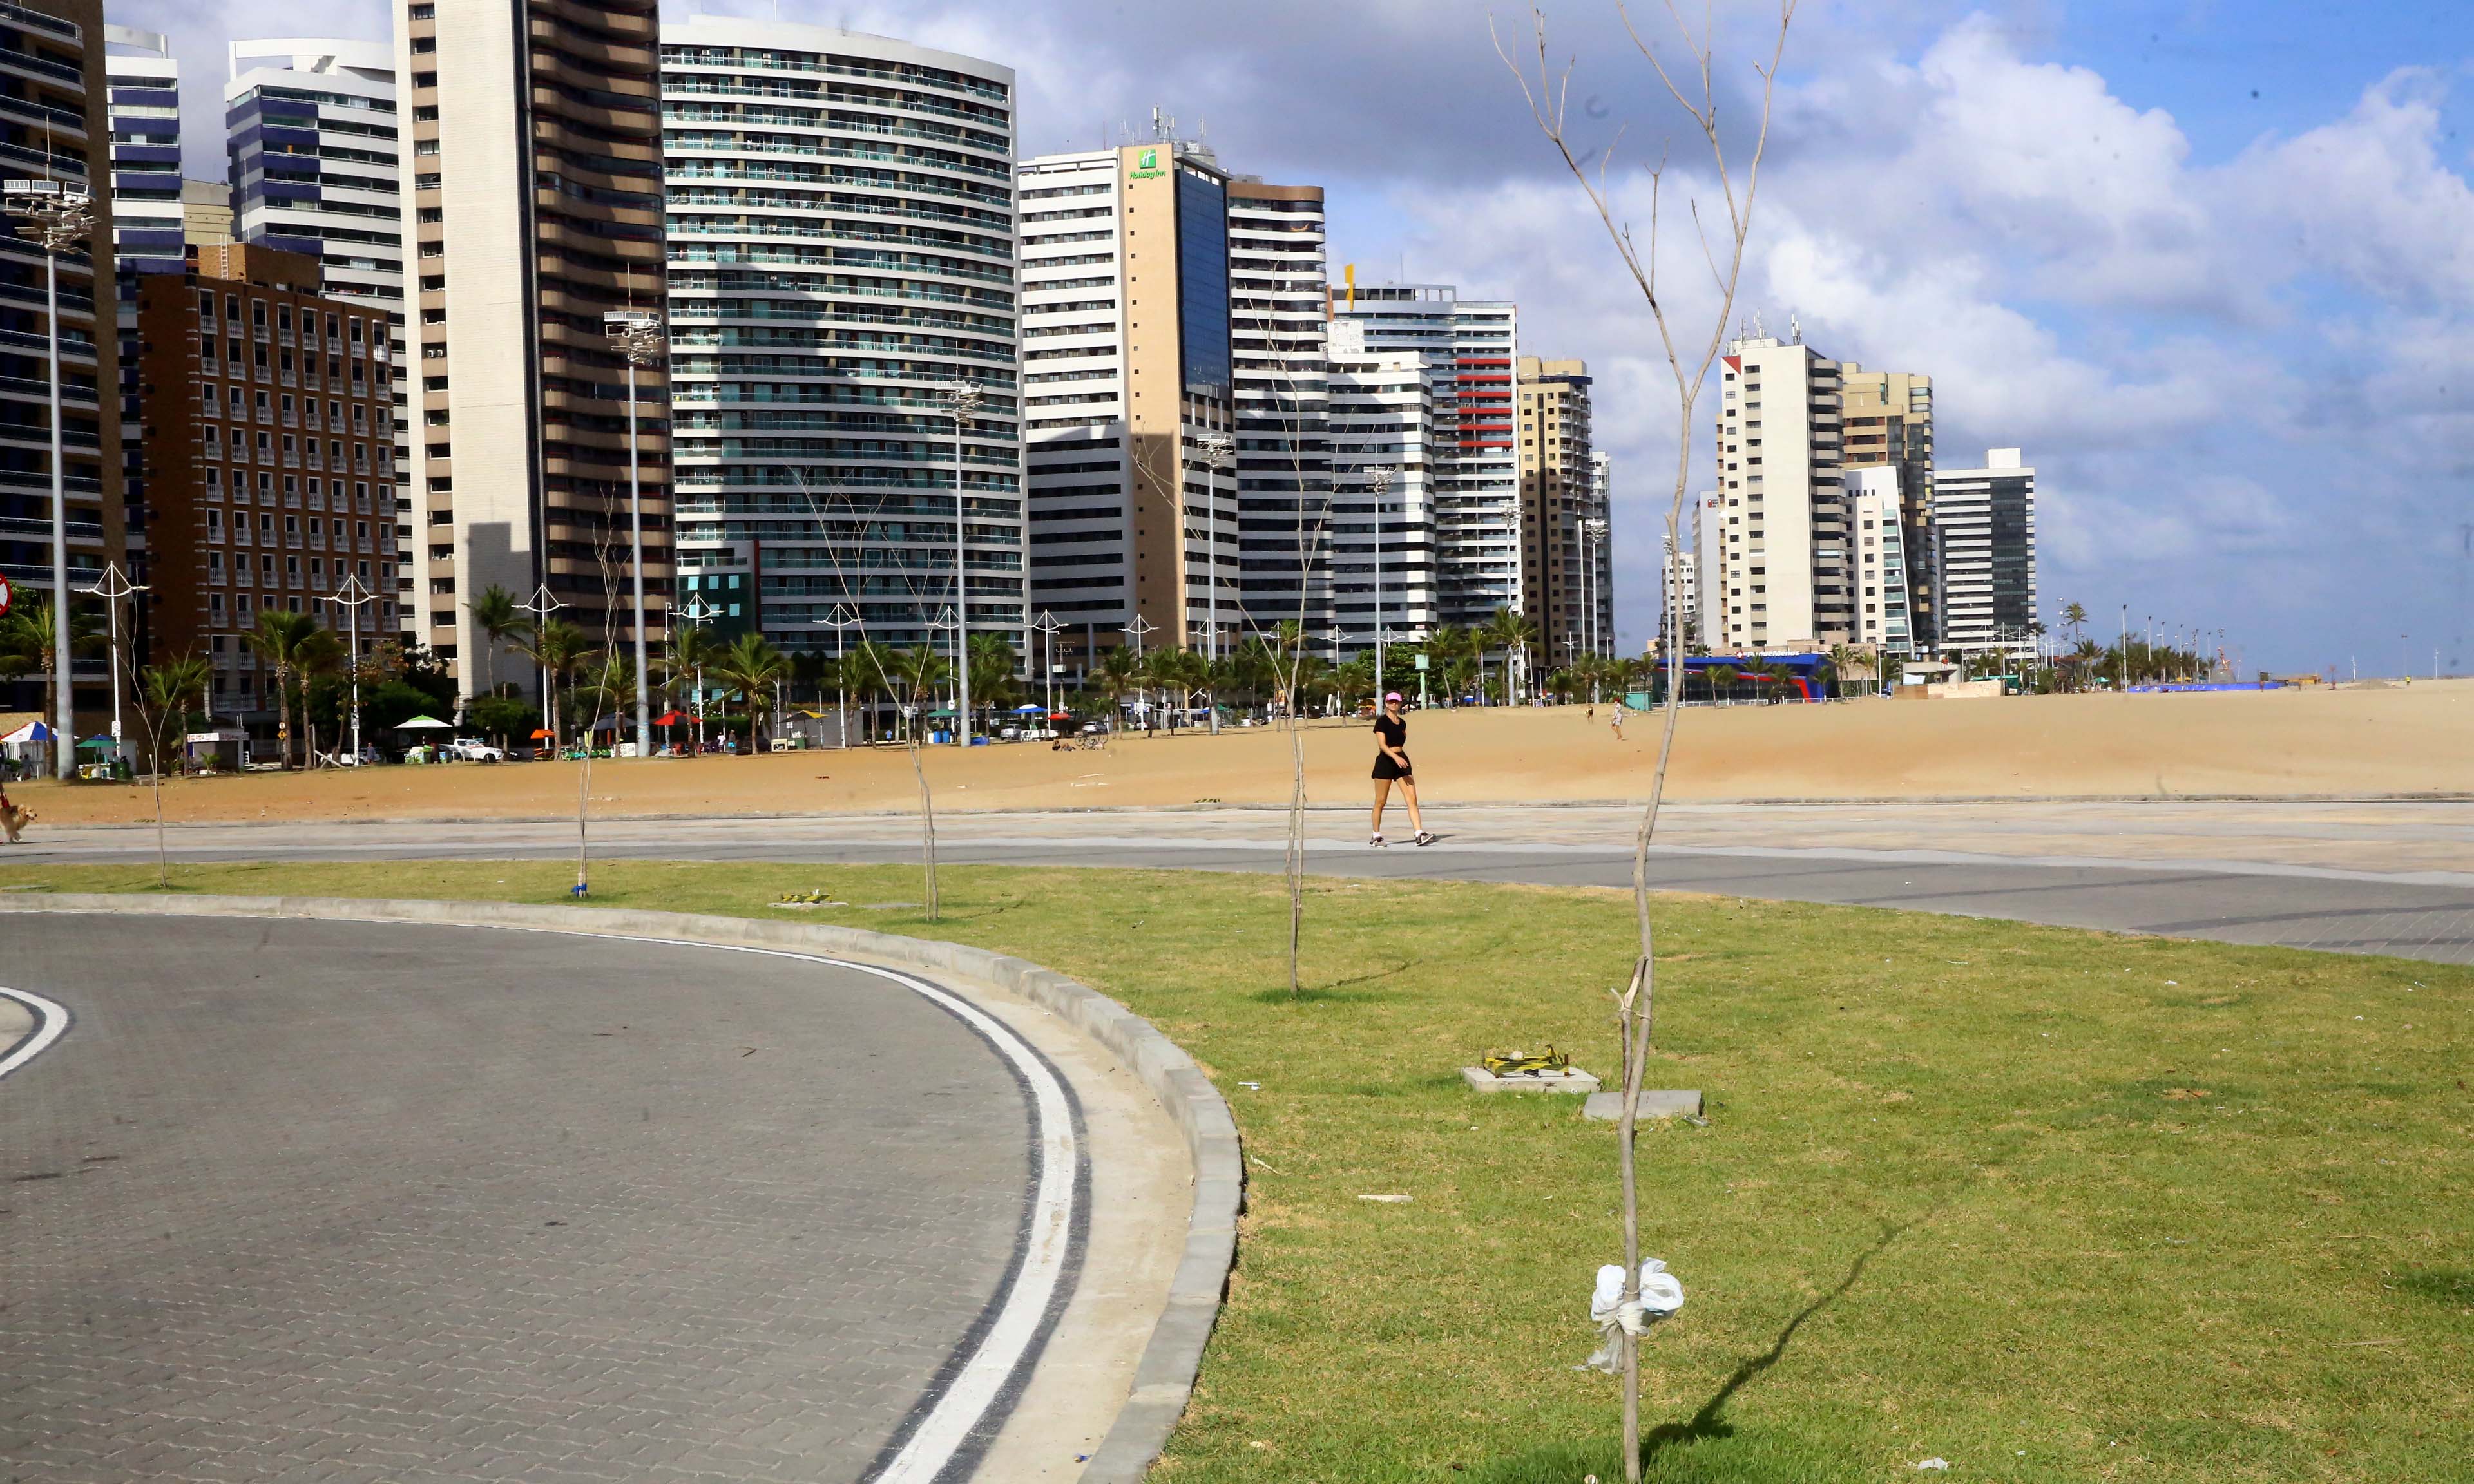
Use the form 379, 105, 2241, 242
152, 768, 167, 888
910, 732, 939, 920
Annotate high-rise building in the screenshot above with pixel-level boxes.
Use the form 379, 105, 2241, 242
0, 0, 122, 725
393, 0, 667, 692
1710, 331, 1846, 653
662, 17, 1019, 666
1933, 448, 2037, 662
103, 26, 181, 604
225, 39, 403, 323
1517, 355, 1598, 669
1325, 336, 1434, 651
1845, 465, 1915, 658
1227, 176, 1330, 648
134, 245, 401, 724
1015, 140, 1245, 668
1660, 545, 1696, 652
1838, 364, 1935, 649
103, 27, 183, 276
1330, 284, 1518, 633
1586, 448, 1613, 654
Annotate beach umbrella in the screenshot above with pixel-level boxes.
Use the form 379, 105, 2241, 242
77, 735, 115, 750
530, 728, 554, 740
394, 715, 454, 730
653, 710, 684, 725
4, 720, 55, 744
1012, 703, 1044, 714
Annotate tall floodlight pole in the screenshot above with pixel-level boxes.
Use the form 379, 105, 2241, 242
1031, 609, 1062, 722
813, 600, 861, 748
1362, 466, 1397, 691
78, 561, 146, 757
938, 381, 983, 746
331, 573, 377, 763
604, 307, 663, 760
7, 178, 93, 779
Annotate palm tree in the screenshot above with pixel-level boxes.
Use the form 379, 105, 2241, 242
0, 597, 102, 759
1096, 645, 1142, 727
966, 631, 1022, 722
465, 584, 523, 702
514, 618, 594, 750
1144, 645, 1209, 727
291, 626, 345, 765
1482, 607, 1537, 703
713, 632, 792, 752
889, 644, 950, 741
241, 609, 322, 768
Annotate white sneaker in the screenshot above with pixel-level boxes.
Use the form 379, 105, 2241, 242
1414, 831, 1436, 847
1369, 832, 1385, 847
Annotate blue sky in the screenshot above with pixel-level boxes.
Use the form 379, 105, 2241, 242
121, 0, 2474, 674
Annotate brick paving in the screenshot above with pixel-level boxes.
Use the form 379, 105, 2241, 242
0, 916, 1030, 1481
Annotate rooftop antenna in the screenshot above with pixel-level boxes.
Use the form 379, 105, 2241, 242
1790, 312, 1802, 345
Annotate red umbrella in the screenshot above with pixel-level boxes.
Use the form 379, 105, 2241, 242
530, 728, 553, 740
653, 710, 685, 726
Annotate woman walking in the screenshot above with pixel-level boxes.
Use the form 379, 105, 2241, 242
1370, 692, 1434, 847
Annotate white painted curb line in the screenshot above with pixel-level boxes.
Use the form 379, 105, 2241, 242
0, 984, 70, 1080
0, 895, 1240, 1484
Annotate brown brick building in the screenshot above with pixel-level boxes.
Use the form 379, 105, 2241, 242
135, 244, 399, 721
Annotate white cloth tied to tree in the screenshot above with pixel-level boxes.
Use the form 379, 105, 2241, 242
1582, 1260, 1685, 1373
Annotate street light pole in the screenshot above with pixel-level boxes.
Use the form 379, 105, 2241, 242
517, 584, 567, 749
331, 573, 376, 763
813, 600, 861, 748
1031, 609, 1062, 723
1121, 613, 1155, 732
939, 381, 983, 747
1362, 466, 1395, 692
7, 178, 93, 780
1198, 433, 1235, 734
78, 561, 145, 759
604, 308, 663, 761
678, 593, 719, 752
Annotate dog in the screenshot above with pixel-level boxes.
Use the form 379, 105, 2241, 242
0, 798, 30, 845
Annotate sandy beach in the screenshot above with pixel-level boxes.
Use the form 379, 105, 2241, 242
10, 681, 2469, 828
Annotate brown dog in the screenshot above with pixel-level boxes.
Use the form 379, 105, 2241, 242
0, 799, 30, 844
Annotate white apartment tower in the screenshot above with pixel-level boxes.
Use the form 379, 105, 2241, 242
1711, 332, 1847, 652
1227, 174, 1330, 645
1325, 327, 1435, 651
662, 19, 1021, 660
1933, 448, 2037, 662
1330, 284, 1519, 632
225, 39, 403, 323
1845, 465, 1915, 658
1014, 140, 1253, 668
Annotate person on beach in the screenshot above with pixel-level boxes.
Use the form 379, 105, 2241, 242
1370, 692, 1434, 847
1611, 698, 1628, 740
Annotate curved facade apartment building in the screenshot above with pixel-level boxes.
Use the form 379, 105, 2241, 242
662, 17, 1020, 660
392, 0, 669, 695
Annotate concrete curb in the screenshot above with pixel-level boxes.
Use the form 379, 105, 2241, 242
0, 893, 1240, 1484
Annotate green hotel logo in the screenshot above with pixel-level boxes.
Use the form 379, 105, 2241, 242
1131, 146, 1164, 180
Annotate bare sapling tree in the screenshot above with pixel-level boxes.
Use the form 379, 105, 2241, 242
785, 464, 946, 919
120, 642, 207, 888
1127, 356, 1336, 994
1499, 2, 1794, 1477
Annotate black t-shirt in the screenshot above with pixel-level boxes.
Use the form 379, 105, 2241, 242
1374, 713, 1407, 751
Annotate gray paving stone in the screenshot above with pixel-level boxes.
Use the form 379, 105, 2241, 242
0, 915, 1032, 1481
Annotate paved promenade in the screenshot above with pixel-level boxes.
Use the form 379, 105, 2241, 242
0, 916, 1040, 1482
15, 799, 2474, 964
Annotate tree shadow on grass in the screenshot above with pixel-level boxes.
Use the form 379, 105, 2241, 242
1639, 1213, 1919, 1461
1472, 1208, 1937, 1484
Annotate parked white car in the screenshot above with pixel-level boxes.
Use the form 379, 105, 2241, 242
444, 739, 505, 763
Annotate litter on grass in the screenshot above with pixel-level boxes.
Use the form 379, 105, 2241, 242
1580, 1260, 1684, 1373
1913, 1461, 1951, 1472
1357, 1193, 1412, 1204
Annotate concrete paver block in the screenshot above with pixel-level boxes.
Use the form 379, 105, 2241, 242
1462, 1065, 1600, 1094
1582, 1089, 1705, 1121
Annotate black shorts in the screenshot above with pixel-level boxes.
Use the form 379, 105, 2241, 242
1372, 752, 1411, 782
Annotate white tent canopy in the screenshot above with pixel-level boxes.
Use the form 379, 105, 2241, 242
394, 716, 455, 731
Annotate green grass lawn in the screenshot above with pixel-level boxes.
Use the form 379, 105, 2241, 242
4, 859, 2468, 1481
